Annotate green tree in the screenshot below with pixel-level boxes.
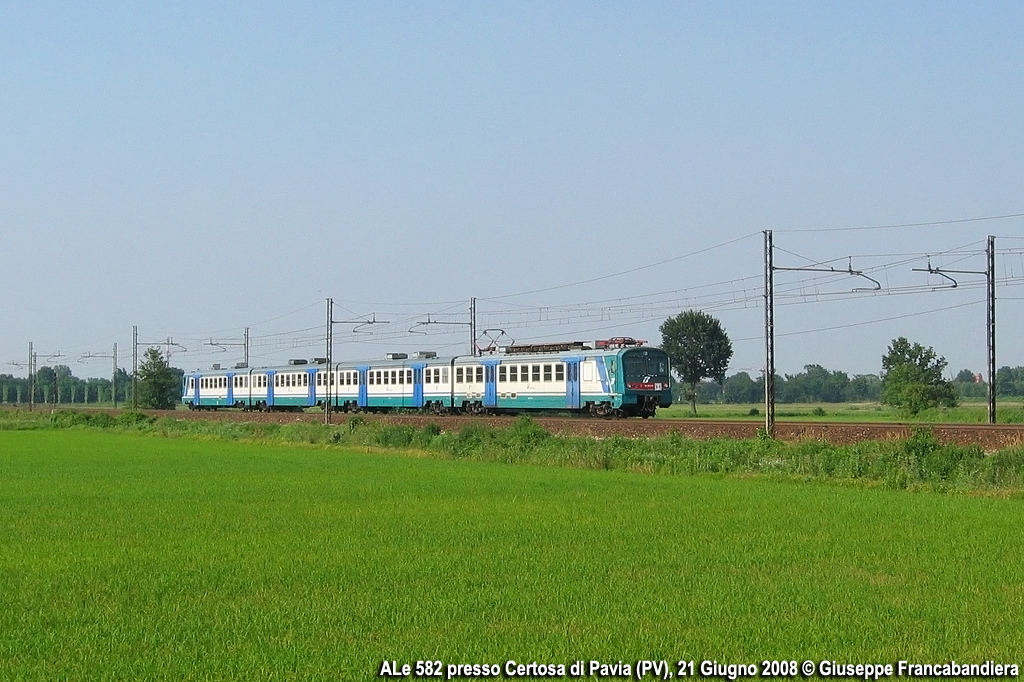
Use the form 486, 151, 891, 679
881, 337, 957, 415
660, 310, 733, 415
137, 348, 182, 409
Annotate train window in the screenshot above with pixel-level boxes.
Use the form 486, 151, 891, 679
521, 365, 529, 382
369, 372, 375, 385
303, 373, 308, 387
398, 370, 404, 385
442, 368, 449, 383
424, 369, 431, 385
475, 367, 483, 383
543, 364, 552, 382
509, 365, 517, 382
499, 366, 506, 382
383, 371, 389, 385
456, 367, 463, 383
532, 365, 541, 382
556, 364, 565, 381
407, 369, 412, 384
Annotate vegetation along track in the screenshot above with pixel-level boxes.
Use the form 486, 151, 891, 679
72, 408, 1024, 450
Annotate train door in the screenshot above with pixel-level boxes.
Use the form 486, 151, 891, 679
226, 373, 234, 406
266, 371, 275, 407
357, 367, 368, 408
307, 369, 316, 406
564, 357, 582, 409
411, 365, 424, 408
483, 360, 498, 408
193, 374, 200, 406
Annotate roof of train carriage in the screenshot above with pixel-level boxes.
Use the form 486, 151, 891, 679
188, 341, 660, 374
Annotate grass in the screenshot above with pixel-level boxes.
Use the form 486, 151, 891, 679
2, 429, 1024, 680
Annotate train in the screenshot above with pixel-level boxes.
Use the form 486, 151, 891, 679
180, 337, 672, 418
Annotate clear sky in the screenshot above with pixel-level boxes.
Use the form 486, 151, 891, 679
2, 1, 1022, 380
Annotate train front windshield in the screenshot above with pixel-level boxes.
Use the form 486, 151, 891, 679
622, 349, 670, 384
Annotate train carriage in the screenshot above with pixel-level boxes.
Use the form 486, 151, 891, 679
183, 338, 671, 417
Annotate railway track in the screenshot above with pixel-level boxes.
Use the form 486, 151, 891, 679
73, 408, 1024, 450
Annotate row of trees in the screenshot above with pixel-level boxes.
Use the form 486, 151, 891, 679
659, 309, 990, 416
0, 348, 183, 409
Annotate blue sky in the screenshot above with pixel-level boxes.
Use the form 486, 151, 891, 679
2, 2, 1022, 379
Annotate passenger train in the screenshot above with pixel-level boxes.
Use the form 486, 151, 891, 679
181, 338, 672, 418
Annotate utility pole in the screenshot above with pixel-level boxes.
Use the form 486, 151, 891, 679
763, 231, 775, 437
205, 328, 249, 368
407, 299, 477, 354
326, 298, 333, 425
764, 234, 880, 438
19, 346, 64, 409
324, 299, 388, 425
133, 325, 138, 410
28, 342, 33, 411
79, 343, 118, 408
133, 326, 186, 410
470, 297, 477, 356
988, 235, 996, 424
912, 237, 996, 423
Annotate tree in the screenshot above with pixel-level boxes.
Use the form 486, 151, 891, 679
881, 337, 957, 415
723, 371, 762, 404
137, 347, 182, 409
660, 310, 733, 415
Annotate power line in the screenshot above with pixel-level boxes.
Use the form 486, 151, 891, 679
777, 211, 1024, 234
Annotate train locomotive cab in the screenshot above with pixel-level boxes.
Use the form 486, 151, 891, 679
619, 347, 672, 417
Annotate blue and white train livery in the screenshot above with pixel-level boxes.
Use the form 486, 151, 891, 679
181, 338, 672, 418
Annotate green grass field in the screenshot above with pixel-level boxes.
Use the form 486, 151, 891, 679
2, 429, 1023, 680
